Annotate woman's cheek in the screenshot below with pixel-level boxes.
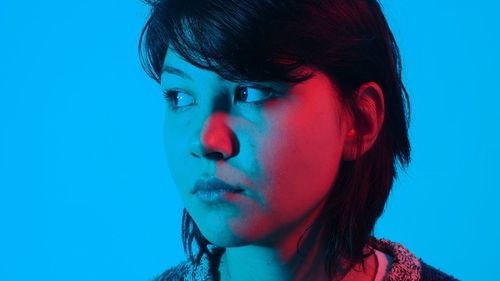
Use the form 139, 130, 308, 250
164, 129, 192, 197
256, 105, 341, 217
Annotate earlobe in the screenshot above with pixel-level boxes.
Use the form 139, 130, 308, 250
342, 82, 385, 161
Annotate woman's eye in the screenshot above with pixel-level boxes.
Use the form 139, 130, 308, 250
236, 86, 275, 103
163, 90, 196, 109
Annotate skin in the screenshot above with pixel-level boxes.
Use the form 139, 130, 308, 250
161, 48, 385, 281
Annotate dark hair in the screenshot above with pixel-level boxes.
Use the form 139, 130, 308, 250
139, 0, 410, 278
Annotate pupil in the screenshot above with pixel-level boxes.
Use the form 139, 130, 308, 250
176, 94, 182, 106
241, 89, 248, 100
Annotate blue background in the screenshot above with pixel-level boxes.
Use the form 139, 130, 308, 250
1, 1, 498, 280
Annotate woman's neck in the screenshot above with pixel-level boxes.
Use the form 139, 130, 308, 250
217, 205, 377, 281
219, 244, 378, 281
219, 221, 330, 281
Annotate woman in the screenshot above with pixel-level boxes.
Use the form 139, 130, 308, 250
139, 0, 458, 280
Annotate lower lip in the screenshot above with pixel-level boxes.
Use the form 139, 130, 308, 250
194, 189, 243, 203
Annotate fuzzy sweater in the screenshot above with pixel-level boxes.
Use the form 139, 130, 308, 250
153, 238, 458, 281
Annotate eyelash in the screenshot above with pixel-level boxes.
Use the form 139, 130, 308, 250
162, 85, 280, 111
235, 85, 278, 104
162, 90, 194, 111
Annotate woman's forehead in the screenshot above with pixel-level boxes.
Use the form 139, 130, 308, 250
161, 48, 224, 85
162, 47, 319, 86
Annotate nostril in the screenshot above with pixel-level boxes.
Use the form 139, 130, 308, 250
205, 151, 225, 160
191, 152, 200, 158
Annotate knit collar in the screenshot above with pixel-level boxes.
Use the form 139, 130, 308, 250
369, 238, 421, 281
179, 237, 421, 281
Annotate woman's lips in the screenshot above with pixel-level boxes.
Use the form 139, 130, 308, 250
192, 177, 245, 203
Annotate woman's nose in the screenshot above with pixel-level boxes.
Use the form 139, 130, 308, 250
189, 112, 237, 161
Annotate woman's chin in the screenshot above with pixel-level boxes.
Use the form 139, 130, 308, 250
192, 215, 260, 248
188, 205, 257, 247
199, 226, 250, 248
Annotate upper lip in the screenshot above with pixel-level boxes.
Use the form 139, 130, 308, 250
192, 177, 244, 194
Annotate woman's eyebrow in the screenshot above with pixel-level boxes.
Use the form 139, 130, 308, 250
162, 65, 193, 81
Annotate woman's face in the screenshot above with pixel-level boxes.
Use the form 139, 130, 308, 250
161, 49, 350, 247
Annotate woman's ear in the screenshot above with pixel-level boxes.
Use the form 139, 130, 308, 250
342, 82, 385, 160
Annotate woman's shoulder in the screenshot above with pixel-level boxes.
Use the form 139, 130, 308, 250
370, 237, 459, 281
